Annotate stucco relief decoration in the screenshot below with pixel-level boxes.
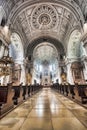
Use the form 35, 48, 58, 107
68, 30, 81, 58
31, 4, 57, 30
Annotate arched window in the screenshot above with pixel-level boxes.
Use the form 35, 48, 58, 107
0, 6, 6, 26
10, 33, 24, 63
67, 30, 81, 59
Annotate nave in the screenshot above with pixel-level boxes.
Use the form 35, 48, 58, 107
0, 88, 87, 130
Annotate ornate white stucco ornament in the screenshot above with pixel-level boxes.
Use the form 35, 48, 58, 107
31, 4, 57, 30
0, 25, 11, 45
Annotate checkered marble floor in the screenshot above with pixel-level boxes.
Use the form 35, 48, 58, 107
0, 88, 87, 130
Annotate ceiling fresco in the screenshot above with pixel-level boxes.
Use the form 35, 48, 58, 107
0, 0, 87, 57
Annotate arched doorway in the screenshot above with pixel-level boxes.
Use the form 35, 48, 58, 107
67, 29, 85, 84
33, 42, 59, 86
26, 37, 65, 85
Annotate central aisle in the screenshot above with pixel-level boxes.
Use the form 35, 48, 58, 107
0, 88, 87, 130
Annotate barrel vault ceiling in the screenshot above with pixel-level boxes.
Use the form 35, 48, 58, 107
0, 0, 87, 52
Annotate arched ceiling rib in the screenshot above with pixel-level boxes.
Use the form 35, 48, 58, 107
0, 0, 87, 21
7, 0, 84, 24
33, 42, 58, 64
0, 0, 87, 53
5, 0, 85, 48
26, 36, 65, 58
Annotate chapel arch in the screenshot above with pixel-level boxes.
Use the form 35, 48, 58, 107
9, 32, 26, 85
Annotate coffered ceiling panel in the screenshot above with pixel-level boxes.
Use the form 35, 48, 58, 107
1, 0, 86, 52
16, 2, 79, 46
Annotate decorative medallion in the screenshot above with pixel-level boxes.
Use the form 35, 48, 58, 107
31, 4, 57, 30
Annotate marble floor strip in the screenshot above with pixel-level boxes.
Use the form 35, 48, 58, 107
0, 88, 87, 130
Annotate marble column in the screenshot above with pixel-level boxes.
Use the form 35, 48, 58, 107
20, 64, 26, 85
83, 60, 87, 80
0, 45, 5, 59
66, 62, 74, 85
58, 66, 62, 84
81, 42, 87, 80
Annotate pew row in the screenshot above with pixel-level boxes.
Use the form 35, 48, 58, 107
0, 84, 42, 118
51, 84, 87, 104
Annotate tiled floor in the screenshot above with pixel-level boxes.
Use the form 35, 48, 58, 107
0, 88, 87, 130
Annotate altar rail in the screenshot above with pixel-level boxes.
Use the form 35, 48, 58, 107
51, 83, 87, 104
0, 84, 42, 118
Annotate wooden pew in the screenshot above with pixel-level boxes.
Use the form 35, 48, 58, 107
68, 85, 75, 99
76, 85, 87, 104
22, 85, 28, 100
0, 86, 14, 117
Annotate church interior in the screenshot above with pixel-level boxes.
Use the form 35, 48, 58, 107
0, 0, 87, 130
